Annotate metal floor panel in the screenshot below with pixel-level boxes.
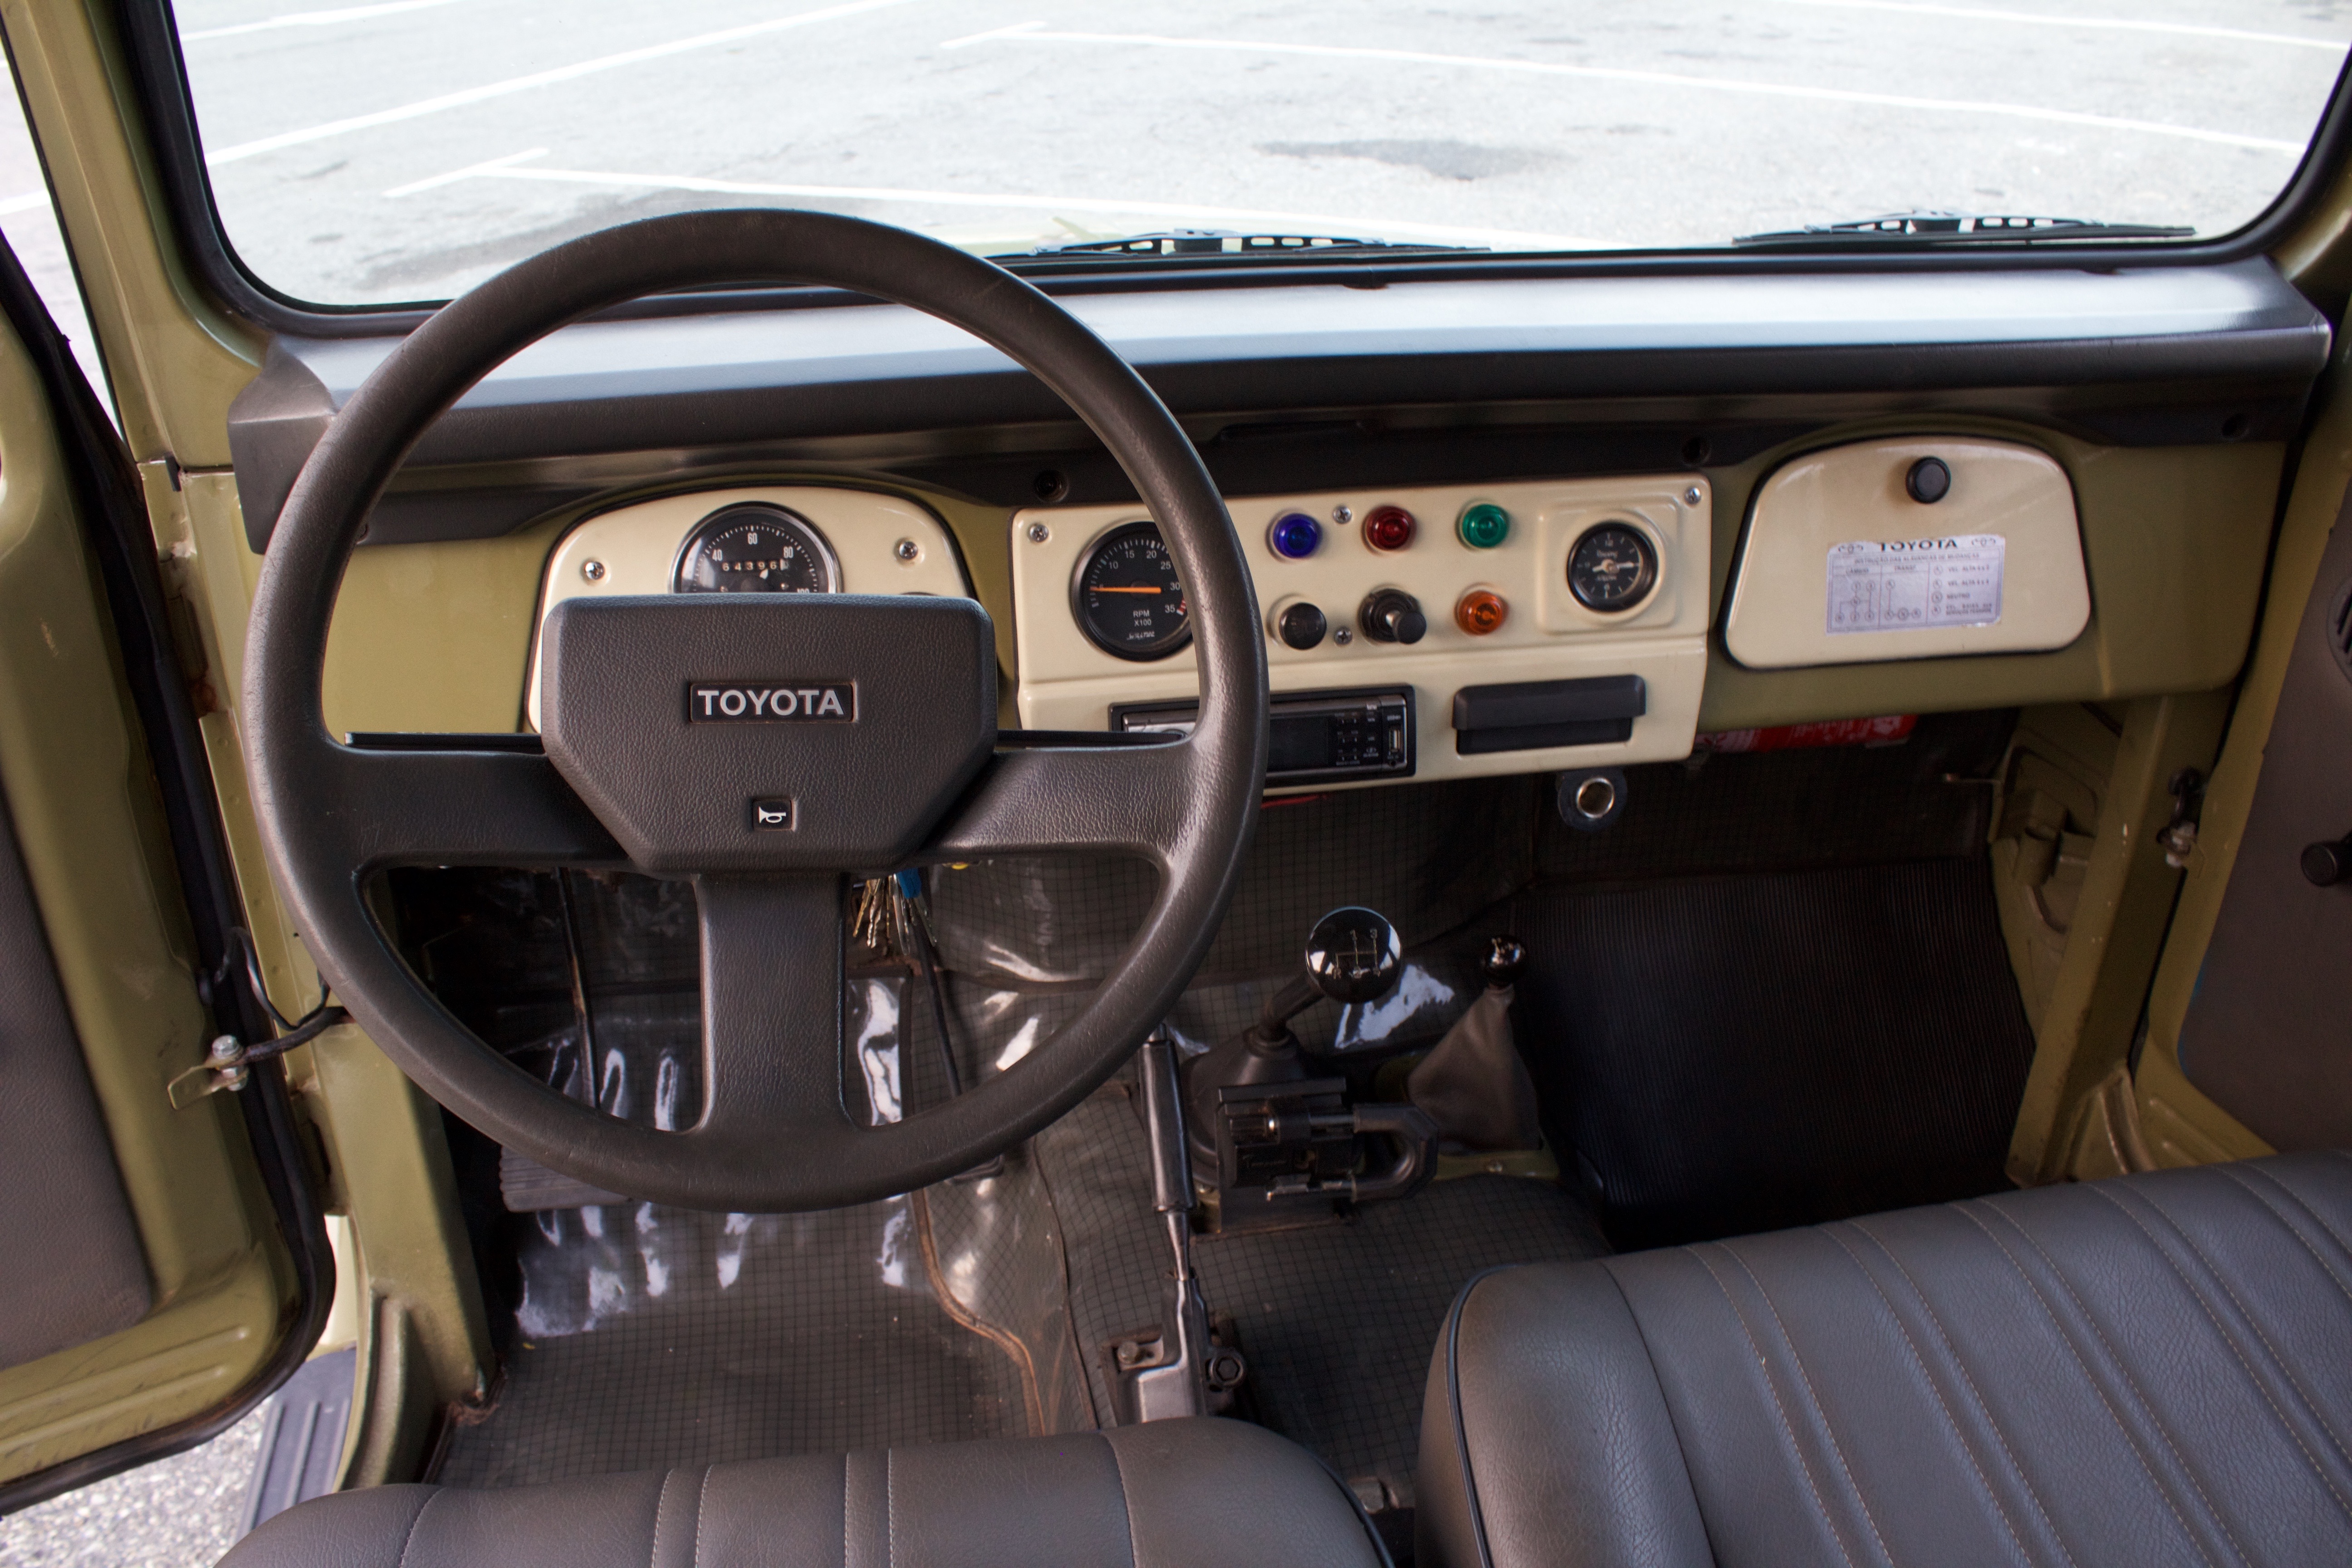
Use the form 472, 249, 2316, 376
434, 1197, 1032, 1489
1034, 1087, 1609, 1498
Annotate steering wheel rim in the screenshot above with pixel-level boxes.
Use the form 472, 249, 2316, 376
244, 210, 1269, 1212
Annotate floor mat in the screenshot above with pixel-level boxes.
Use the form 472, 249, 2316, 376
1034, 1087, 1608, 1500
434, 1197, 1032, 1488
1515, 857, 2036, 1249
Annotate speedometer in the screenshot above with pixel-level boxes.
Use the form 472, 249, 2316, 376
672, 503, 839, 594
1073, 521, 1190, 660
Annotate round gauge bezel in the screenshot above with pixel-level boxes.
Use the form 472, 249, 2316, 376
1567, 520, 1661, 613
670, 501, 843, 595
1071, 519, 1194, 662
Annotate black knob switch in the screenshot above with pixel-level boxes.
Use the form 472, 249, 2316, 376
1906, 456, 1952, 504
1275, 601, 1328, 650
1304, 907, 1402, 1003
2303, 834, 2352, 887
1360, 589, 1427, 645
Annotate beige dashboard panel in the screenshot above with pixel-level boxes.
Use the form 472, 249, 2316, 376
1725, 436, 2090, 670
524, 485, 969, 727
1011, 478, 1711, 783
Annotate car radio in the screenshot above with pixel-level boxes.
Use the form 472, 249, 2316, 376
1110, 686, 1415, 787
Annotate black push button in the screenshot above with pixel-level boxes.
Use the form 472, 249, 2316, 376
1906, 456, 1952, 504
1276, 601, 1328, 650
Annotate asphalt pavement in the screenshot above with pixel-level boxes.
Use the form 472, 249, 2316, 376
154, 0, 2352, 305
0, 1411, 263, 1568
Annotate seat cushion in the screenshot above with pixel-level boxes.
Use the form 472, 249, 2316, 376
1420, 1152, 2352, 1568
221, 1416, 1386, 1568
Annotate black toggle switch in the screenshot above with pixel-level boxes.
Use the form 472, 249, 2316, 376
1275, 601, 1328, 650
2303, 834, 2352, 887
1360, 588, 1427, 645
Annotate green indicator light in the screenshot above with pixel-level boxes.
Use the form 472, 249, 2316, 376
1458, 502, 1510, 549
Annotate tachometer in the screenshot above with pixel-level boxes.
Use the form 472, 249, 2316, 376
1073, 521, 1190, 660
673, 503, 840, 593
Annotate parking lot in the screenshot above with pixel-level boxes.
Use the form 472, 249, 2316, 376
159, 0, 2352, 305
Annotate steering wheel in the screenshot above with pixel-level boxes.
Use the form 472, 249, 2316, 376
244, 211, 1269, 1212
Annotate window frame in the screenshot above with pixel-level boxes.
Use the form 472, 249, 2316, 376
111, 0, 2352, 340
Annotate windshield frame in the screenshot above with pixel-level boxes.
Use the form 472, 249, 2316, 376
111, 0, 2352, 339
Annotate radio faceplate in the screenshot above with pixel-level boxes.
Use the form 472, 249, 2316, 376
1112, 687, 1416, 787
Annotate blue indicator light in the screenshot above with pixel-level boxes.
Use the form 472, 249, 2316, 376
1268, 511, 1322, 559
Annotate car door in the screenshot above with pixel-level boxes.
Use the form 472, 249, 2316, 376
0, 216, 329, 1508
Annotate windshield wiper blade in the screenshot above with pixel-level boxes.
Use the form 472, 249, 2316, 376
1000, 227, 1482, 260
1735, 210, 2193, 247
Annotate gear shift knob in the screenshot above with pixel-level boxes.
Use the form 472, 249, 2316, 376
1481, 935, 1527, 989
1304, 907, 1403, 1004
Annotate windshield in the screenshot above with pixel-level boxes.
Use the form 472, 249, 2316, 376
170, 1, 2352, 306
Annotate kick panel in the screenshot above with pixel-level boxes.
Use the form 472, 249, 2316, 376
1012, 478, 1710, 785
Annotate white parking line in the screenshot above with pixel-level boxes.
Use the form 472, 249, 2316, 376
181, 0, 465, 44
1772, 0, 2348, 52
205, 0, 925, 166
382, 146, 551, 196
950, 24, 2306, 154
381, 153, 1595, 249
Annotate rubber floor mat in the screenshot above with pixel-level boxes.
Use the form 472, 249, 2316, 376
1034, 1087, 1607, 1501
1515, 857, 2035, 1249
434, 1197, 1031, 1489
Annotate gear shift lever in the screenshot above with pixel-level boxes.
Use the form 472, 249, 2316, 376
1184, 906, 1403, 1168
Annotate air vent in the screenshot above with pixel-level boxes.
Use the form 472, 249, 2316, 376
2332, 576, 2352, 688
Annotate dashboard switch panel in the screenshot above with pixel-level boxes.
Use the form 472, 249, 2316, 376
1010, 477, 1709, 789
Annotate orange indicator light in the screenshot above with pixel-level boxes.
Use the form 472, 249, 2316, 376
1455, 588, 1509, 636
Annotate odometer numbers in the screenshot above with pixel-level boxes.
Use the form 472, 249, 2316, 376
673, 504, 840, 594
1073, 521, 1190, 660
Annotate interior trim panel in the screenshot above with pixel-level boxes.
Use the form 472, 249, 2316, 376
1726, 436, 2091, 669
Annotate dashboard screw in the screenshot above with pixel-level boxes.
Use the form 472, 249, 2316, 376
581, 559, 606, 582
895, 538, 920, 562
1683, 486, 1703, 506
1332, 505, 1354, 525
1333, 626, 1354, 645
1027, 522, 1051, 544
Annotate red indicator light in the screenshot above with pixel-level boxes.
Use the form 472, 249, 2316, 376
1362, 505, 1416, 552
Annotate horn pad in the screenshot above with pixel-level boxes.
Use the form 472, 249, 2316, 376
539, 595, 995, 873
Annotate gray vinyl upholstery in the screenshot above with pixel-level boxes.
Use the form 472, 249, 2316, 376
220, 1416, 1387, 1568
1420, 1152, 2352, 1568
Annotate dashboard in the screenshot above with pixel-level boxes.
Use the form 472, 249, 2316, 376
258, 260, 2325, 774
510, 429, 2100, 793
